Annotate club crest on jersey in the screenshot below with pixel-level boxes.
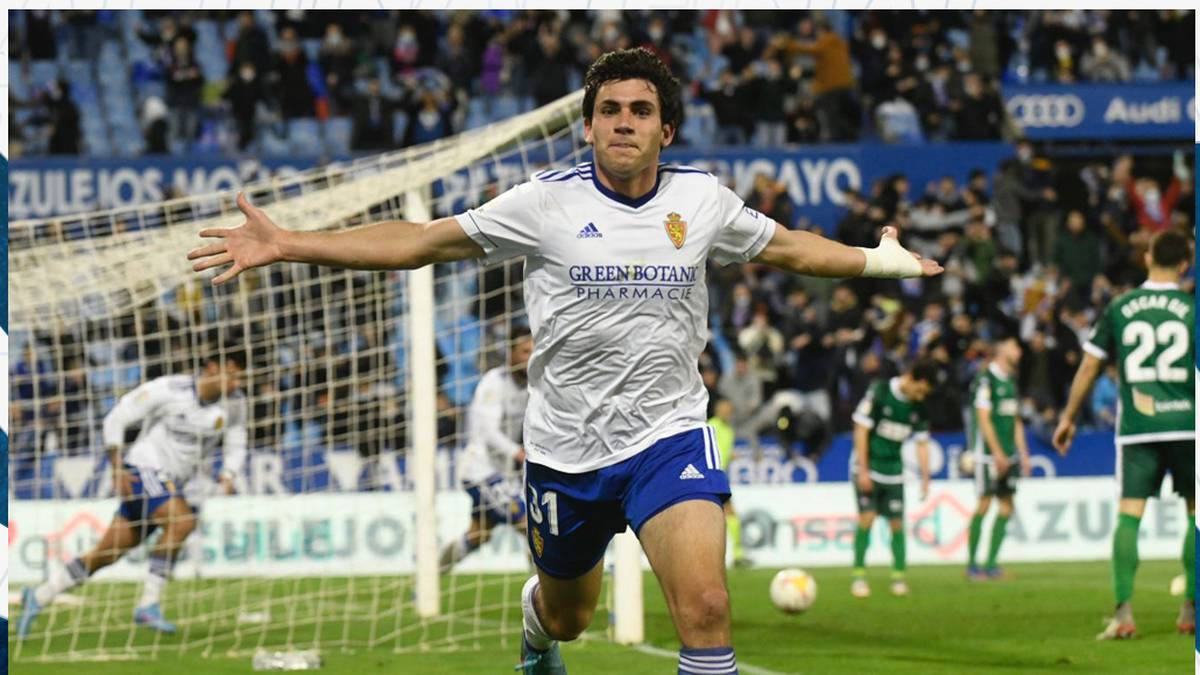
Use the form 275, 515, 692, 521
664, 212, 687, 249
532, 528, 545, 557
214, 416, 224, 430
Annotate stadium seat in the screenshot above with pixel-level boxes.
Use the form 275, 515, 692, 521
325, 116, 353, 155
287, 117, 322, 155
260, 126, 291, 156
30, 61, 60, 87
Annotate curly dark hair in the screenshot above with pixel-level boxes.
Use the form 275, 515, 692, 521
582, 47, 683, 132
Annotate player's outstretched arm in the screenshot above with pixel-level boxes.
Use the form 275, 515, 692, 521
753, 225, 943, 279
189, 192, 485, 285
1052, 353, 1104, 455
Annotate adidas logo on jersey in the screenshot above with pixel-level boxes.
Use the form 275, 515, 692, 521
577, 222, 603, 239
679, 464, 705, 480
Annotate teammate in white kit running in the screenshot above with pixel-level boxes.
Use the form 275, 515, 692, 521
190, 48, 941, 675
439, 327, 533, 572
17, 351, 247, 638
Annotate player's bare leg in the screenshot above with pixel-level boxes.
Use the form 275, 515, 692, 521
1177, 498, 1195, 635
966, 495, 992, 580
440, 512, 493, 572
1099, 497, 1146, 640
134, 497, 196, 633
18, 516, 143, 638
852, 511, 875, 597
639, 499, 739, 674
518, 559, 604, 673
985, 496, 1014, 579
888, 517, 908, 596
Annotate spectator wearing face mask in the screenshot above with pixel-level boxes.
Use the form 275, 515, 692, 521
273, 26, 316, 120
224, 62, 267, 152
789, 17, 860, 142
319, 23, 359, 114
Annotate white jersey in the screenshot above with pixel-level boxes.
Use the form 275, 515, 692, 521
459, 366, 529, 485
455, 162, 774, 472
102, 374, 248, 487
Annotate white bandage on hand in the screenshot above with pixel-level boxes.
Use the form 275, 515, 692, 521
856, 237, 924, 279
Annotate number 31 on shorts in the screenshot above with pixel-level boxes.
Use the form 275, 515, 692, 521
528, 485, 559, 535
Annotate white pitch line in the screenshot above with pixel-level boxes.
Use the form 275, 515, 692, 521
630, 642, 795, 675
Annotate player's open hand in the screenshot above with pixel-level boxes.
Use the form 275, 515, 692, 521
1051, 418, 1075, 456
880, 226, 944, 277
188, 192, 288, 285
856, 472, 873, 494
992, 453, 1010, 476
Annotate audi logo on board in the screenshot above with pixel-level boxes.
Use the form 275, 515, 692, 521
1006, 94, 1086, 128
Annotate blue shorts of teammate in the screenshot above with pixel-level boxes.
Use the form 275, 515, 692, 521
524, 426, 730, 579
466, 473, 526, 526
115, 465, 197, 539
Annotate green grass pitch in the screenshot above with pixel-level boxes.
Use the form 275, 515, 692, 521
10, 560, 1192, 674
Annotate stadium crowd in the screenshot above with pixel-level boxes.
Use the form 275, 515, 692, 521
11, 140, 1194, 481
7, 8, 1196, 492
8, 8, 1195, 157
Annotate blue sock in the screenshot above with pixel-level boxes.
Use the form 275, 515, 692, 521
678, 646, 737, 675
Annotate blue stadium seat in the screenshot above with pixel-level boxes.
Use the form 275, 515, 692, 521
303, 39, 321, 62
10, 67, 28, 99
287, 118, 322, 155
325, 116, 353, 155
260, 126, 291, 156
30, 61, 60, 88
64, 60, 92, 84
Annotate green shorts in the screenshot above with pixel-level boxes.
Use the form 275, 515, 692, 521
976, 460, 1018, 498
855, 479, 905, 519
1120, 440, 1195, 500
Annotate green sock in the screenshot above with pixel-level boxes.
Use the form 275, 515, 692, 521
853, 526, 870, 570
727, 513, 744, 560
967, 514, 984, 567
985, 515, 1009, 569
891, 528, 906, 573
1112, 513, 1141, 606
1184, 515, 1195, 600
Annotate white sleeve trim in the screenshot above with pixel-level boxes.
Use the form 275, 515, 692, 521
1082, 341, 1108, 360
852, 413, 875, 429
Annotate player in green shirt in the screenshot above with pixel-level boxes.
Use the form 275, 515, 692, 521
709, 398, 750, 568
849, 358, 936, 598
965, 335, 1030, 581
1054, 229, 1195, 640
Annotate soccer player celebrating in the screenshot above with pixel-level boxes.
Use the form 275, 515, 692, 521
439, 327, 533, 572
17, 351, 247, 638
1053, 229, 1194, 640
964, 335, 1029, 581
190, 48, 941, 675
849, 358, 935, 598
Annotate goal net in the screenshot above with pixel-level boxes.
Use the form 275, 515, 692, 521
9, 89, 639, 662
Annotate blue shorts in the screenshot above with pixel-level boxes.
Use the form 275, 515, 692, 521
524, 426, 730, 580
115, 465, 195, 539
466, 474, 526, 526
